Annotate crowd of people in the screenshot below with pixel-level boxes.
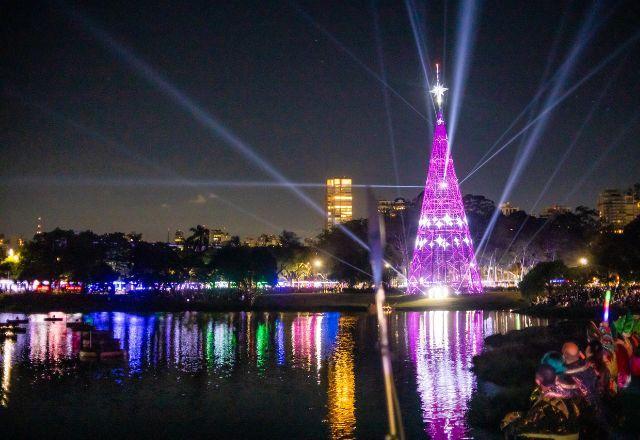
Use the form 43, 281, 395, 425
533, 286, 640, 310
501, 319, 640, 438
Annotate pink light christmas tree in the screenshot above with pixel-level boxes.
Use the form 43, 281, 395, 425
407, 66, 483, 295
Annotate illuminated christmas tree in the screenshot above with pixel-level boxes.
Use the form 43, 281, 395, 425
407, 66, 483, 295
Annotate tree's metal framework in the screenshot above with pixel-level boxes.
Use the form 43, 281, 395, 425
408, 110, 483, 294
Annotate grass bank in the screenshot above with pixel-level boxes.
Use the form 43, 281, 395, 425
0, 291, 527, 314
390, 290, 526, 310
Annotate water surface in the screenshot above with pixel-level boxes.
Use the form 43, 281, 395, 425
0, 310, 546, 439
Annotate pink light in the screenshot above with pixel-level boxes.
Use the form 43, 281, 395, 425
603, 289, 611, 322
408, 111, 483, 294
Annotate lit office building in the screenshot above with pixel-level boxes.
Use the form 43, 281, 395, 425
326, 178, 353, 229
499, 202, 519, 216
539, 204, 571, 219
209, 229, 230, 247
597, 189, 640, 233
377, 197, 411, 218
243, 234, 280, 248
173, 230, 185, 249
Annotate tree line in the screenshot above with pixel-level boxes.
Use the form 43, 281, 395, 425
1, 192, 639, 292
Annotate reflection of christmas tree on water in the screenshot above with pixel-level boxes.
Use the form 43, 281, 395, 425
408, 66, 482, 295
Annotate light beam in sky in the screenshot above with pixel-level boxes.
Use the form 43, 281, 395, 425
447, 0, 481, 152
496, 64, 622, 264
403, 0, 436, 116
1, 176, 424, 190
461, 9, 638, 184
65, 5, 371, 251
289, 0, 427, 121
477, 2, 602, 254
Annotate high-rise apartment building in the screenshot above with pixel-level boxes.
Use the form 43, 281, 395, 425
325, 178, 353, 229
173, 230, 185, 249
499, 202, 519, 216
377, 197, 411, 218
209, 229, 230, 247
597, 189, 640, 233
539, 204, 571, 219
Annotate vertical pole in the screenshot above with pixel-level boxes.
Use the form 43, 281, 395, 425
603, 289, 611, 322
375, 285, 400, 439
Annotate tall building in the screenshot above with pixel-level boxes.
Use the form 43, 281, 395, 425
209, 229, 230, 247
408, 66, 483, 295
36, 217, 43, 235
378, 197, 412, 218
173, 230, 185, 249
597, 189, 640, 233
325, 178, 353, 229
243, 237, 258, 247
0, 234, 6, 259
539, 204, 571, 218
257, 234, 280, 247
244, 234, 281, 247
499, 202, 519, 216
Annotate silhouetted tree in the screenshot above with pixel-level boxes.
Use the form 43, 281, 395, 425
128, 241, 184, 284
316, 219, 371, 287
186, 225, 210, 252
212, 245, 277, 290
519, 260, 569, 298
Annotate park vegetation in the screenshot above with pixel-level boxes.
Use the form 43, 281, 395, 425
1, 191, 639, 294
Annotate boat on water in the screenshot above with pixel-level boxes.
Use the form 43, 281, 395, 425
0, 330, 18, 341
0, 322, 26, 334
66, 321, 94, 331
79, 330, 127, 362
44, 316, 64, 322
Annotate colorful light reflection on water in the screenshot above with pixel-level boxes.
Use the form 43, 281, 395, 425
0, 310, 546, 438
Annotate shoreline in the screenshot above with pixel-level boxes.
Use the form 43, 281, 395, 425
468, 320, 640, 436
0, 291, 527, 314
1, 292, 634, 319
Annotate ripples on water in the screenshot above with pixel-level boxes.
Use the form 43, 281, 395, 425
0, 310, 546, 439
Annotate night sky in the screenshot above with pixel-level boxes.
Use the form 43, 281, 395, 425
2, 0, 639, 241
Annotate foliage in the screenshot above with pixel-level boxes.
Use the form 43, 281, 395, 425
271, 231, 313, 281
591, 216, 640, 281
212, 245, 277, 290
518, 260, 569, 298
17, 229, 119, 284
9, 195, 640, 291
185, 225, 210, 253
128, 241, 184, 284
315, 219, 371, 286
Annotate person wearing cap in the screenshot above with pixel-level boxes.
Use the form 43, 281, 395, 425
563, 340, 610, 435
563, 342, 597, 398
501, 365, 581, 439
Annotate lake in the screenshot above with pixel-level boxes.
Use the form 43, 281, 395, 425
0, 310, 546, 439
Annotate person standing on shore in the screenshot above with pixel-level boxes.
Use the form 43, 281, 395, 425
501, 365, 581, 439
563, 342, 597, 397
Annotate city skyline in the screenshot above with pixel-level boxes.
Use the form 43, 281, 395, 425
2, 180, 639, 243
2, 1, 640, 241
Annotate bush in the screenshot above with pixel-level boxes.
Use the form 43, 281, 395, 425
519, 260, 569, 298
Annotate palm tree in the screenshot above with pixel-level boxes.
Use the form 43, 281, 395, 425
186, 225, 210, 252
